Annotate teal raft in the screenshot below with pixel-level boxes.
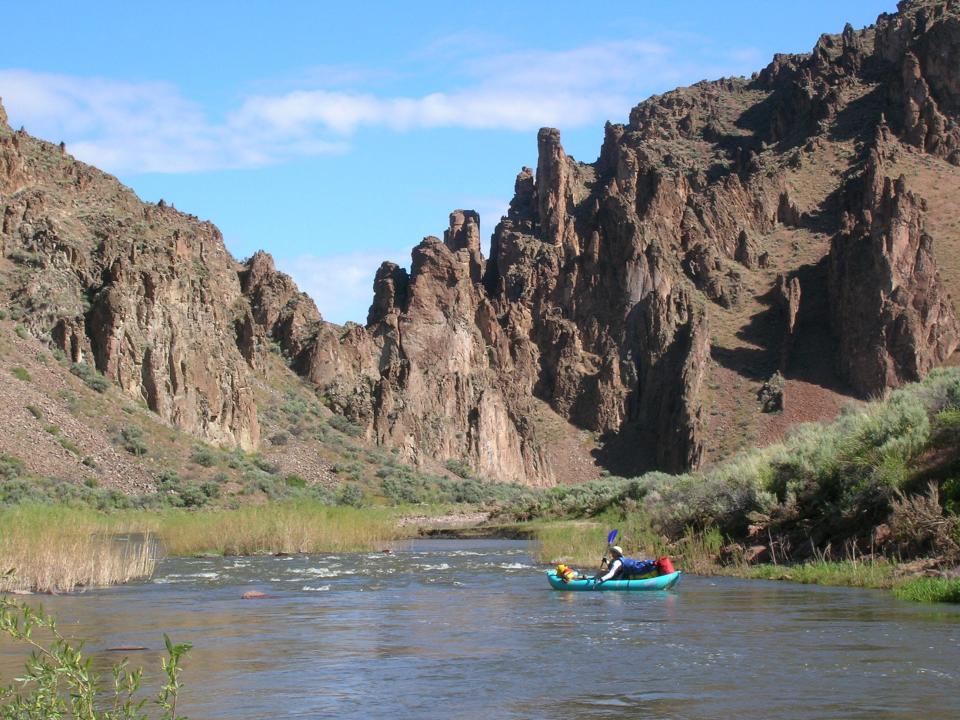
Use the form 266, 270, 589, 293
547, 571, 681, 591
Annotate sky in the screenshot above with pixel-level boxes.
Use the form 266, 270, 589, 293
0, 1, 896, 323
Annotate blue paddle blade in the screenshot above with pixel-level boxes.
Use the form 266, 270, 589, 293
607, 529, 618, 544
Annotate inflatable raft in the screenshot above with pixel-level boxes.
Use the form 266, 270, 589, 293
547, 570, 681, 591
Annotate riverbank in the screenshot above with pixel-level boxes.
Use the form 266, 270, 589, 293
523, 517, 960, 603
0, 502, 411, 593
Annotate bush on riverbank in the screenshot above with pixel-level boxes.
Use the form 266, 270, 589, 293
511, 368, 960, 567
744, 558, 898, 589
0, 597, 190, 719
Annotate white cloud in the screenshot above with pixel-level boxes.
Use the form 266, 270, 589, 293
0, 36, 760, 174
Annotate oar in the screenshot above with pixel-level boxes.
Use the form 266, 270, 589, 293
596, 529, 618, 580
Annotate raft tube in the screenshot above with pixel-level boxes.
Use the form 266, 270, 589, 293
547, 570, 681, 591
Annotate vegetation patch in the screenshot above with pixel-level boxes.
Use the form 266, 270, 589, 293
189, 445, 218, 467
0, 505, 157, 593
119, 426, 148, 456
70, 361, 111, 393
0, 597, 190, 719
9, 366, 30, 381
329, 414, 363, 437
893, 576, 960, 603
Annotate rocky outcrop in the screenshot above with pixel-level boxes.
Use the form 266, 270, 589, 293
239, 251, 324, 369
301, 229, 552, 484
829, 149, 959, 396
4, 0, 960, 484
876, 1, 960, 163
0, 102, 259, 450
776, 273, 802, 372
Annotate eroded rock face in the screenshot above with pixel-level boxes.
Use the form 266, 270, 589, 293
829, 148, 959, 395
3, 0, 960, 484
877, 1, 960, 162
301, 230, 551, 484
0, 105, 260, 450
270, 1, 960, 481
776, 274, 802, 372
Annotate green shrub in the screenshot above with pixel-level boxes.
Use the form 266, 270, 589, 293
201, 481, 221, 499
10, 366, 30, 381
0, 454, 25, 481
381, 474, 428, 504
0, 598, 191, 718
120, 426, 147, 456
329, 414, 363, 437
14, 325, 28, 339
25, 404, 42, 419
337, 483, 364, 507
252, 455, 280, 475
58, 436, 82, 456
944, 477, 960, 516
84, 477, 98, 488
177, 483, 209, 508
269, 431, 290, 446
190, 445, 218, 467
285, 474, 306, 489
50, 347, 66, 362
445, 458, 472, 479
70, 362, 110, 393
7, 248, 43, 267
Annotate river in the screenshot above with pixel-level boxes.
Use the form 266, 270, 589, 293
2, 539, 959, 719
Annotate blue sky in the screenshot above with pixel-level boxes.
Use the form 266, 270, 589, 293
1, 1, 895, 323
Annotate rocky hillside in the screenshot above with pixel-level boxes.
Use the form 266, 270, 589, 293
2, 0, 960, 490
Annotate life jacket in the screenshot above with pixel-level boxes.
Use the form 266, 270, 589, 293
555, 564, 577, 582
617, 557, 657, 578
656, 556, 676, 575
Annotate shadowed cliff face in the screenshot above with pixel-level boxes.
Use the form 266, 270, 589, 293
2, 0, 959, 484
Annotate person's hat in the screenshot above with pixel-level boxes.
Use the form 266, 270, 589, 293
609, 545, 623, 556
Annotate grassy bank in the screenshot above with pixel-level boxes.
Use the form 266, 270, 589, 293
0, 505, 156, 593
143, 502, 405, 556
530, 518, 960, 602
0, 502, 409, 592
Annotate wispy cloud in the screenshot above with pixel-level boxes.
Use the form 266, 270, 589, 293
0, 69, 349, 173
0, 36, 759, 175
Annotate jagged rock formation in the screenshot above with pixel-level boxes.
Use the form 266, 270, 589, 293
306, 0, 960, 479
0, 111, 260, 450
776, 273, 802, 372
830, 147, 959, 395
2, 0, 960, 484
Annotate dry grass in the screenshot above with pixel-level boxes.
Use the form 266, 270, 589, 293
0, 502, 406, 592
0, 505, 156, 593
889, 482, 960, 560
140, 501, 404, 556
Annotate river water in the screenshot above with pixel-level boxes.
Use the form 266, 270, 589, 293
2, 539, 959, 719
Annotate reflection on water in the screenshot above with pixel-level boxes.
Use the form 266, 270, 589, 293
2, 539, 959, 719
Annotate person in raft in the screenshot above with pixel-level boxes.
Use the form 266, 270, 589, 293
595, 546, 659, 582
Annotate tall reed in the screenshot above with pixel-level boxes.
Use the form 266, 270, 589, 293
0, 505, 156, 593
144, 501, 404, 556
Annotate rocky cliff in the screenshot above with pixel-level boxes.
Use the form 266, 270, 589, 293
2, 0, 960, 485
0, 119, 260, 450
292, 0, 960, 480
